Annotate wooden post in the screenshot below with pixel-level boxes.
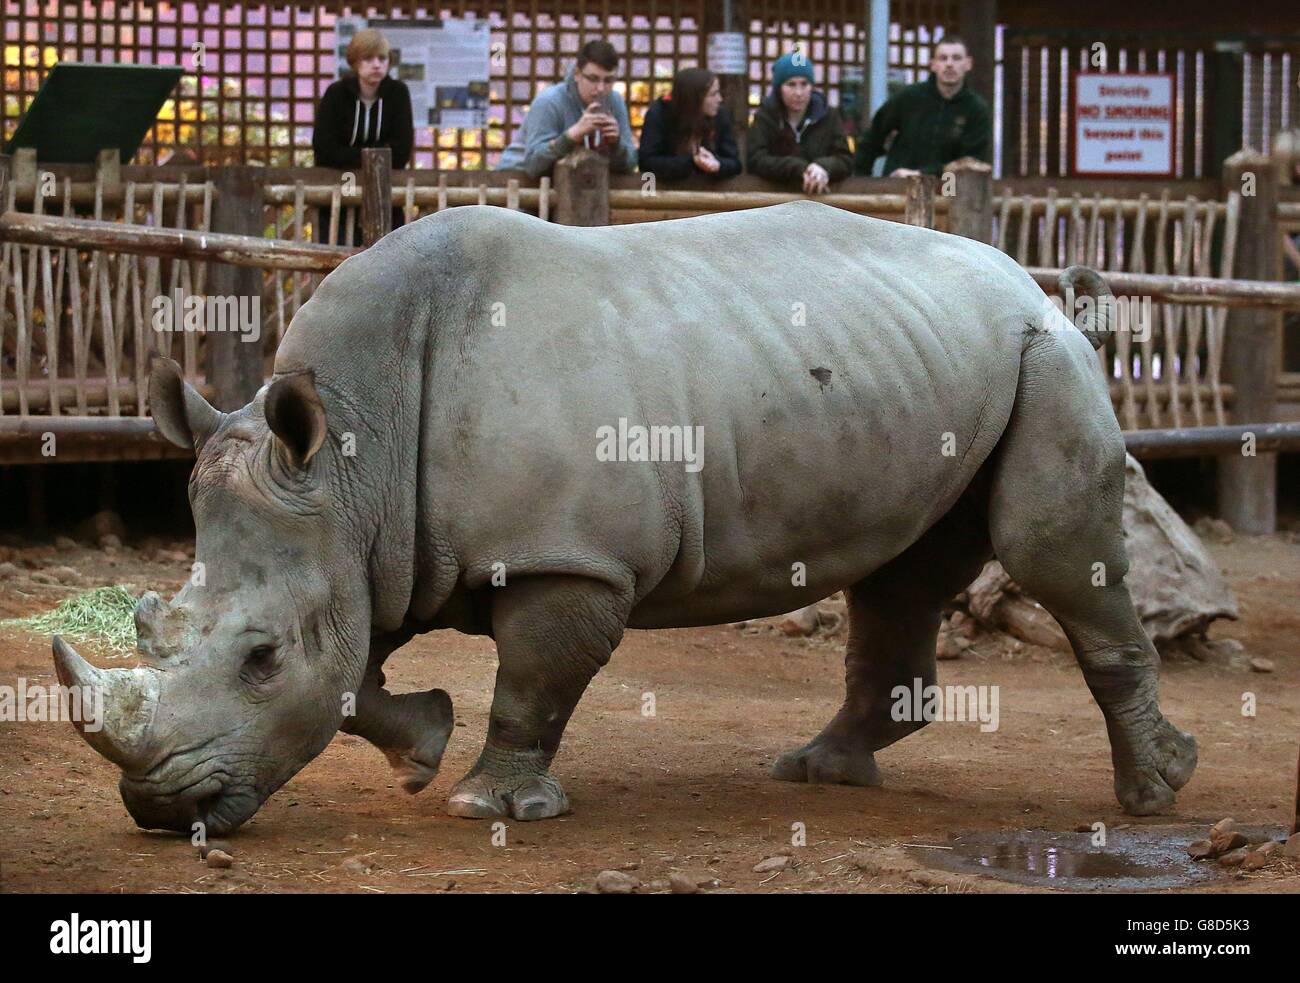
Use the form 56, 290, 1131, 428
96, 148, 121, 216
959, 0, 997, 114
360, 146, 392, 246
0, 152, 9, 214
553, 148, 610, 226
12, 147, 36, 202
904, 174, 936, 229
704, 0, 750, 135
207, 166, 266, 411
1217, 149, 1281, 534
948, 160, 992, 243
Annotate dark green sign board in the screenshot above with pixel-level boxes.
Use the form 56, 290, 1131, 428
5, 62, 184, 164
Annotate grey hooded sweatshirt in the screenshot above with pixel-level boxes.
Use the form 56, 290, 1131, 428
496, 67, 637, 177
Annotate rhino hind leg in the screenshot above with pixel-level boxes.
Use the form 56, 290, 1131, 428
772, 484, 992, 786
447, 574, 631, 821
986, 338, 1196, 816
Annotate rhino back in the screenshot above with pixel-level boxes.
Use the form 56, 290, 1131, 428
400, 203, 1041, 626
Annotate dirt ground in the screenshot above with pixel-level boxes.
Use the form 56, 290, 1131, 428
1, 533, 1298, 894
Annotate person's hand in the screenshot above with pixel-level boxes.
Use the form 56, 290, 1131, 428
694, 146, 720, 173
565, 103, 606, 143
803, 162, 830, 194
889, 167, 922, 178
597, 114, 620, 144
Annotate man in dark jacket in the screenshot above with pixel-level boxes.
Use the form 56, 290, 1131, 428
747, 51, 853, 193
854, 36, 990, 177
313, 28, 414, 241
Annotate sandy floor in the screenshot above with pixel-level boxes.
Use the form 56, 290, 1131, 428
1, 534, 1297, 894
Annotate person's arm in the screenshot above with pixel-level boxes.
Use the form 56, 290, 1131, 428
854, 93, 901, 175
610, 94, 638, 174
312, 83, 364, 169
383, 81, 415, 169
814, 110, 854, 183
518, 94, 577, 179
712, 108, 742, 178
959, 97, 992, 164
746, 112, 807, 185
637, 103, 694, 180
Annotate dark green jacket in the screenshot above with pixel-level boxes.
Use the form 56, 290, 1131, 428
746, 89, 853, 186
854, 76, 991, 176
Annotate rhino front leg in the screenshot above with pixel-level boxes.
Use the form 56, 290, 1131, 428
340, 661, 455, 794
447, 575, 630, 822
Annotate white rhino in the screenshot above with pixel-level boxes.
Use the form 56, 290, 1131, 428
53, 201, 1195, 833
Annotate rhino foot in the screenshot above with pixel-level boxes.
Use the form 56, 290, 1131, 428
1113, 717, 1197, 816
446, 771, 570, 821
771, 738, 883, 787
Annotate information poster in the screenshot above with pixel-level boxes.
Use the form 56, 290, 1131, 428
336, 17, 491, 129
1072, 72, 1175, 176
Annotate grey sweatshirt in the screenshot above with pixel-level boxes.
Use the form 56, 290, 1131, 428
496, 67, 637, 177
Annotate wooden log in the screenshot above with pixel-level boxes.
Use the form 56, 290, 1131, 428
0, 212, 355, 272
360, 147, 392, 247
554, 149, 610, 227
948, 160, 993, 243
607, 188, 911, 214
1124, 421, 1300, 459
1023, 266, 1300, 309
1217, 149, 1281, 534
207, 167, 267, 412
904, 174, 936, 228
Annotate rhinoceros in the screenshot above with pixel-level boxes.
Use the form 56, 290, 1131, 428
52, 201, 1196, 834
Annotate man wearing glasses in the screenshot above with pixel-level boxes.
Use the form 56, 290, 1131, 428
497, 39, 637, 177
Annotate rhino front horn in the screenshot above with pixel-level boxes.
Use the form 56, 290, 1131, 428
52, 636, 160, 771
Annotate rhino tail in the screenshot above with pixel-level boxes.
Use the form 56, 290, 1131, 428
1058, 265, 1111, 351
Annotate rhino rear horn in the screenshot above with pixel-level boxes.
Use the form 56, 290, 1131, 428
149, 356, 225, 452
265, 370, 328, 468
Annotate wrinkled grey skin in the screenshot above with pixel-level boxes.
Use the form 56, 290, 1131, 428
54, 201, 1196, 833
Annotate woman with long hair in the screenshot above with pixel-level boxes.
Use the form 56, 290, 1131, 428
638, 67, 741, 180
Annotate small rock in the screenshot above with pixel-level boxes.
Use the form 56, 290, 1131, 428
1217, 846, 1249, 867
752, 855, 791, 874
1249, 657, 1275, 673
669, 872, 700, 894
1209, 819, 1247, 855
936, 631, 966, 660
1187, 839, 1214, 860
343, 858, 371, 875
28, 571, 60, 585
617, 860, 641, 871
205, 849, 234, 869
1284, 833, 1300, 859
47, 566, 80, 585
595, 870, 640, 894
777, 605, 820, 637
99, 534, 122, 550
0, 561, 19, 579
1241, 841, 1281, 871
53, 536, 78, 551
1193, 516, 1234, 544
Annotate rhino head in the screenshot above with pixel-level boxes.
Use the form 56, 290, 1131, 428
53, 357, 385, 835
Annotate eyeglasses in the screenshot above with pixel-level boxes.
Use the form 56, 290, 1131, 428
579, 71, 617, 88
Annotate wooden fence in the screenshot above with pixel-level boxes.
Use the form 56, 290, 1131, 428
2, 146, 1298, 532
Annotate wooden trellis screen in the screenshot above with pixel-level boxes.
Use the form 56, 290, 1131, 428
0, 169, 213, 417
994, 188, 1242, 430
2, 1, 958, 170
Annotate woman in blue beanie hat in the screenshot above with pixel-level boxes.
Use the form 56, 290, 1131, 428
747, 49, 853, 193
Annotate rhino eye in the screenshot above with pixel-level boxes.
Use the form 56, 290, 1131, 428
241, 645, 280, 683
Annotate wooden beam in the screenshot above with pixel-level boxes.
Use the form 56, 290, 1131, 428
0, 211, 355, 272
1217, 150, 1282, 533
1124, 421, 1300, 459
361, 147, 393, 246
207, 166, 267, 412
1023, 266, 1300, 309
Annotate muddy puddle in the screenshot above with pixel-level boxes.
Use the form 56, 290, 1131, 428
915, 824, 1288, 891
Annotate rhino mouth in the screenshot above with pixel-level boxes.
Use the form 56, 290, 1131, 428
119, 767, 262, 836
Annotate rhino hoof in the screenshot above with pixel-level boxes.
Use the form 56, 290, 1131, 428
771, 741, 883, 787
1115, 720, 1197, 816
446, 773, 570, 821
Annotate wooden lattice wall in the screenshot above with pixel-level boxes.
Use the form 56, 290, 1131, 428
2, 1, 958, 169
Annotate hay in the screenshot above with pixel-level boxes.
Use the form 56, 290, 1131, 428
1, 585, 140, 655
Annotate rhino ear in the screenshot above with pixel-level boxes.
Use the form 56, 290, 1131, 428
265, 371, 328, 469
149, 356, 224, 452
